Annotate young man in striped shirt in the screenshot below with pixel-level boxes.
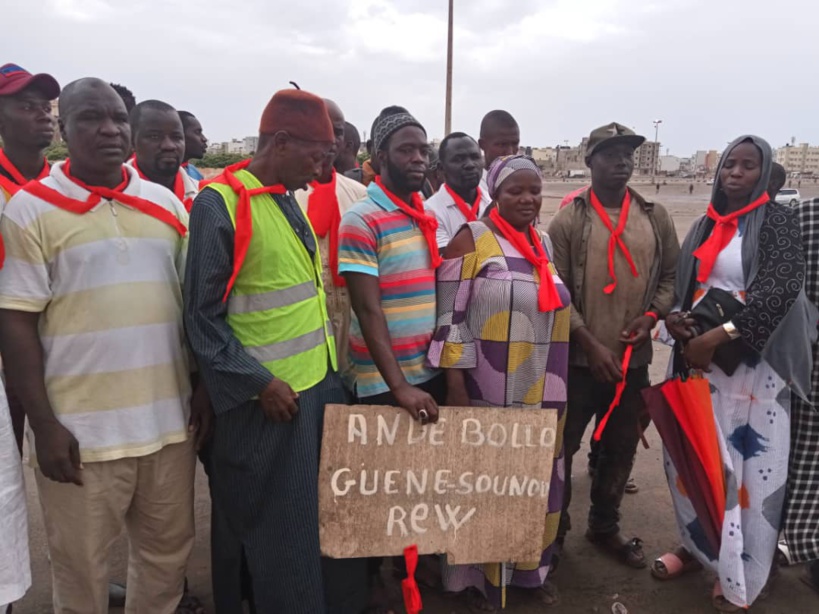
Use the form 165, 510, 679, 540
338, 110, 444, 419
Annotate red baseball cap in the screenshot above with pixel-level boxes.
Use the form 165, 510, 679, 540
0, 63, 60, 99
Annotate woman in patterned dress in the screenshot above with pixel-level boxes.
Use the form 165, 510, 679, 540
427, 155, 570, 611
657, 136, 816, 612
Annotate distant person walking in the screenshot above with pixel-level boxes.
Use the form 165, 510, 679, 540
689, 183, 694, 195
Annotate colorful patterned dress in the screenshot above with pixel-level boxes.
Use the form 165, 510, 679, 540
427, 221, 571, 609
664, 230, 790, 608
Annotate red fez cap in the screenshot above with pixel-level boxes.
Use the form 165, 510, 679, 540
259, 89, 333, 142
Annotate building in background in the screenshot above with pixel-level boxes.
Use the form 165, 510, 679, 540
776, 143, 819, 175
659, 155, 681, 174
634, 141, 660, 175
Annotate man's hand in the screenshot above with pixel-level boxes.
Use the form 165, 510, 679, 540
260, 379, 300, 422
34, 421, 83, 486
665, 312, 697, 344
620, 315, 656, 348
189, 382, 214, 451
393, 383, 439, 424
587, 341, 624, 384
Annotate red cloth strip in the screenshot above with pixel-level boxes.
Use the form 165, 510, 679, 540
693, 193, 769, 283
593, 344, 634, 442
375, 175, 441, 268
401, 545, 423, 614
444, 183, 483, 222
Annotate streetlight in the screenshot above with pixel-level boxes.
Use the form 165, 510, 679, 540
444, 0, 454, 135
652, 119, 663, 183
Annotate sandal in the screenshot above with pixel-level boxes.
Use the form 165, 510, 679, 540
586, 530, 647, 569
176, 590, 206, 614
711, 581, 741, 613
624, 477, 639, 494
651, 546, 702, 580
459, 587, 497, 613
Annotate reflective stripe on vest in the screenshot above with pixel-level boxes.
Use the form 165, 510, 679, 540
205, 173, 336, 392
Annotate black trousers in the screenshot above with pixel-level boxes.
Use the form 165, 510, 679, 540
559, 365, 649, 539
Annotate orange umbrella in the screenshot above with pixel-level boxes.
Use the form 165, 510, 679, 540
660, 376, 726, 522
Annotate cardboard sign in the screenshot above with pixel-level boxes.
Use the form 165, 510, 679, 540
318, 405, 558, 564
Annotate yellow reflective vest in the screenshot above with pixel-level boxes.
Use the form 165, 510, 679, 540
206, 170, 336, 392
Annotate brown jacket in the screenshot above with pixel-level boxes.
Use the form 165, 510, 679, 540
548, 187, 680, 367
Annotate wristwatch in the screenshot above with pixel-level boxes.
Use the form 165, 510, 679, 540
722, 321, 741, 340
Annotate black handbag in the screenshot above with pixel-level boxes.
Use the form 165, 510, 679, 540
688, 287, 748, 375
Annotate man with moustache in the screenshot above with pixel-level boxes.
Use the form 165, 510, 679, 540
338, 110, 444, 415
0, 78, 193, 613
184, 88, 368, 613
295, 99, 366, 379
424, 132, 491, 249
129, 100, 199, 212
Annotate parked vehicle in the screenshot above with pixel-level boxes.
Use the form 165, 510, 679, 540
774, 188, 801, 206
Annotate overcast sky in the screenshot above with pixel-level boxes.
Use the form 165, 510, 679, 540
7, 0, 816, 156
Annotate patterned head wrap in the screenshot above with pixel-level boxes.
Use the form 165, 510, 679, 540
486, 155, 542, 200
372, 112, 425, 153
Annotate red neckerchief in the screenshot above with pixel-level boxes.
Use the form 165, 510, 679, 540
489, 208, 564, 312
693, 193, 769, 283
307, 170, 344, 287
205, 159, 287, 302
589, 189, 638, 294
21, 161, 187, 237
374, 175, 441, 268
444, 184, 483, 223
131, 158, 193, 212
0, 149, 50, 196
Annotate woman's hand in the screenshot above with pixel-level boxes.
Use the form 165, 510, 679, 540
666, 312, 697, 344
683, 326, 731, 371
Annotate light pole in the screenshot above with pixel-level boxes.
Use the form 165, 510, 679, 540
444, 0, 454, 135
652, 119, 663, 183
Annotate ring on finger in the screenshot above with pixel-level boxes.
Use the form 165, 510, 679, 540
419, 409, 429, 423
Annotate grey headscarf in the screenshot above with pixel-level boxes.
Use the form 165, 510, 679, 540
675, 134, 817, 401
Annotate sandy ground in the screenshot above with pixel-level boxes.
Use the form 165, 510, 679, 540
13, 180, 819, 613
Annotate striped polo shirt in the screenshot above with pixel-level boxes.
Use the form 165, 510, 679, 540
338, 182, 440, 398
0, 162, 191, 463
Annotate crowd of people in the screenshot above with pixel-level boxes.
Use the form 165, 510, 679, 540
0, 60, 817, 614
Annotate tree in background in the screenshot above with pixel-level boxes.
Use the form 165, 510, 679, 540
196, 152, 250, 168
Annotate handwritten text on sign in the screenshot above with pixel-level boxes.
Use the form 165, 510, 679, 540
318, 405, 558, 565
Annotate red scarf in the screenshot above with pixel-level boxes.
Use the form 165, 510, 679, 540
693, 193, 769, 283
444, 184, 483, 222
306, 170, 344, 287
0, 149, 50, 196
374, 175, 441, 268
22, 161, 187, 238
131, 158, 194, 212
589, 189, 639, 294
489, 208, 564, 312
207, 159, 287, 302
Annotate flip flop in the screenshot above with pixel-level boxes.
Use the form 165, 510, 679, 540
624, 477, 639, 494
651, 548, 702, 580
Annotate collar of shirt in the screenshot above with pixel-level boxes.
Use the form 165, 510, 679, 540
49, 161, 144, 211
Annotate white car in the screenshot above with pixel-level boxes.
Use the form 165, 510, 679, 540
775, 188, 801, 206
